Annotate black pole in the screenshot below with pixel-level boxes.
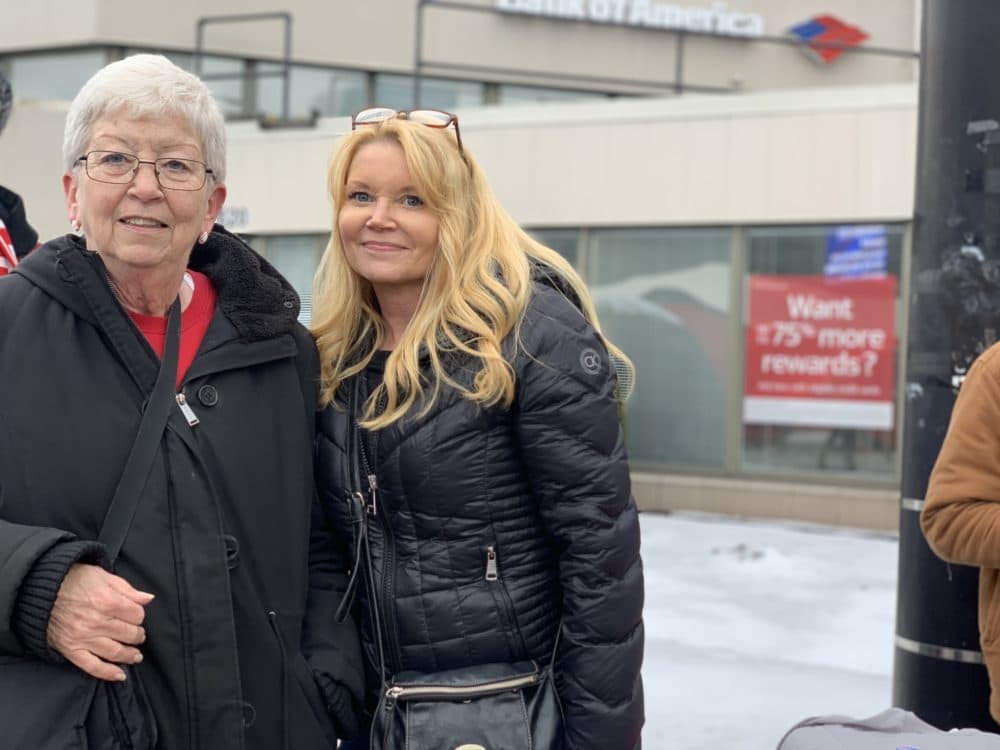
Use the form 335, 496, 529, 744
895, 0, 1000, 730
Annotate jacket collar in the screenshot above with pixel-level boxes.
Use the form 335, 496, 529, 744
15, 224, 301, 343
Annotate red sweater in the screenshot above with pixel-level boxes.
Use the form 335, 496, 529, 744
127, 270, 217, 387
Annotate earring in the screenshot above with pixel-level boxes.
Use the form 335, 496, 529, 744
198, 231, 209, 245
70, 219, 82, 234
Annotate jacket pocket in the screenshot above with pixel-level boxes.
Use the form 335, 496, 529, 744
0, 656, 156, 750
269, 610, 341, 749
484, 544, 530, 660
87, 666, 158, 750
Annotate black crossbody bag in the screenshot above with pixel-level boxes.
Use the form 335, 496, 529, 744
0, 298, 181, 750
336, 378, 564, 750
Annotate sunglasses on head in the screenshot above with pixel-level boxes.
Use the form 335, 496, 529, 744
351, 107, 464, 154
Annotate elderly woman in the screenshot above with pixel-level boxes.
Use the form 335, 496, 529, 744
312, 110, 644, 750
0, 55, 362, 749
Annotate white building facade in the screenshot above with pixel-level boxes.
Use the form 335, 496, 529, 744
0, 0, 923, 528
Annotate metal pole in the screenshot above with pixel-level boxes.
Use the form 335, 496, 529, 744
413, 0, 426, 108
895, 0, 1000, 730
282, 12, 292, 123
673, 30, 685, 95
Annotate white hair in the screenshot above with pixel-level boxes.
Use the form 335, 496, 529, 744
63, 53, 227, 182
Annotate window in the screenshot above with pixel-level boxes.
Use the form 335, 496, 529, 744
256, 64, 367, 119
498, 85, 608, 106
248, 234, 325, 324
589, 228, 732, 470
196, 56, 246, 117
527, 228, 579, 268
7, 50, 107, 102
374, 74, 483, 110
742, 225, 904, 479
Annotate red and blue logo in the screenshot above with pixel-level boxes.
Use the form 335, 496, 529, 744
788, 15, 869, 64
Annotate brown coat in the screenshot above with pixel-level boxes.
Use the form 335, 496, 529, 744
923, 343, 1000, 722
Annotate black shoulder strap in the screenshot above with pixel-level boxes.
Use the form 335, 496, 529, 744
98, 297, 181, 565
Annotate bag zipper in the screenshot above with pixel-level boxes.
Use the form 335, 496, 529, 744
384, 671, 539, 705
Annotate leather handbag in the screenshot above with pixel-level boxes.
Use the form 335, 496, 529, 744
370, 660, 563, 750
0, 298, 181, 750
340, 377, 565, 750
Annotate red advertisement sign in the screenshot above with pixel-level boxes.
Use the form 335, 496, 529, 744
743, 275, 897, 430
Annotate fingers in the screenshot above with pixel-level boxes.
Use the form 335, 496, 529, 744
64, 647, 129, 683
61, 565, 150, 624
85, 635, 144, 667
48, 563, 154, 680
104, 617, 147, 647
104, 593, 149, 628
106, 574, 155, 607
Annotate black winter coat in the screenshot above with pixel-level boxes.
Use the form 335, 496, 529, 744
0, 230, 364, 750
316, 281, 645, 750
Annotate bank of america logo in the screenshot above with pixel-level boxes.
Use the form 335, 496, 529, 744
788, 15, 869, 64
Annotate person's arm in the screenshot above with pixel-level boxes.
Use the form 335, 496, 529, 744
302, 488, 366, 740
514, 291, 644, 750
292, 333, 366, 740
0, 519, 151, 680
0, 521, 81, 656
923, 346, 1000, 568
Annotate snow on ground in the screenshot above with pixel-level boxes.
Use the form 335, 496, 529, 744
640, 510, 898, 749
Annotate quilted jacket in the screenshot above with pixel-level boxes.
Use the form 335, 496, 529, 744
315, 278, 645, 750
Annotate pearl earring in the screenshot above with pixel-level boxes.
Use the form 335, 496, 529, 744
198, 231, 209, 245
71, 219, 81, 233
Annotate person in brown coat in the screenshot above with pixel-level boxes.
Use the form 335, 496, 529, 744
922, 345, 1000, 723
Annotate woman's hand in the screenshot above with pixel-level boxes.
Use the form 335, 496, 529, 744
47, 563, 154, 681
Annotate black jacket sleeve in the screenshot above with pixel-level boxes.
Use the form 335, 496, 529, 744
12, 539, 106, 660
513, 288, 645, 750
0, 521, 100, 656
294, 332, 366, 741
302, 489, 366, 740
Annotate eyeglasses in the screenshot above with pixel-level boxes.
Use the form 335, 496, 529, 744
351, 107, 464, 154
76, 150, 214, 191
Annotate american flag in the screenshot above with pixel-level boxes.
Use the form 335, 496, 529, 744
0, 219, 18, 276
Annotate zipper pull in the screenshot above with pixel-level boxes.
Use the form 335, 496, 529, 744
384, 685, 403, 710
176, 393, 200, 426
485, 545, 499, 581
366, 473, 378, 516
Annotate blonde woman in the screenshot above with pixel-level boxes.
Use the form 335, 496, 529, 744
313, 108, 644, 750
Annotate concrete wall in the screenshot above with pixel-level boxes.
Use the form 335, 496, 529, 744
1, 83, 918, 245
0, 0, 919, 92
634, 473, 899, 530
221, 83, 920, 237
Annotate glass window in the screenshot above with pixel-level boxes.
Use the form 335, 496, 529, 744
8, 50, 107, 101
256, 64, 367, 119
498, 85, 607, 106
250, 234, 324, 324
374, 74, 483, 110
742, 225, 904, 479
196, 56, 246, 117
527, 228, 579, 268
589, 228, 732, 470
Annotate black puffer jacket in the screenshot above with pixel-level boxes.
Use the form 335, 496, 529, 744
0, 229, 364, 750
316, 280, 644, 750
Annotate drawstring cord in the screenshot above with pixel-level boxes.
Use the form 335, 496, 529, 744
335, 492, 368, 623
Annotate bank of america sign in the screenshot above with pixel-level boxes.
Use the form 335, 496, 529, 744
495, 0, 765, 38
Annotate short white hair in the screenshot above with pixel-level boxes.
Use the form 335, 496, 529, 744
63, 54, 227, 182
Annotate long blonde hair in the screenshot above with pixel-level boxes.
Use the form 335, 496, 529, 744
311, 118, 631, 429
